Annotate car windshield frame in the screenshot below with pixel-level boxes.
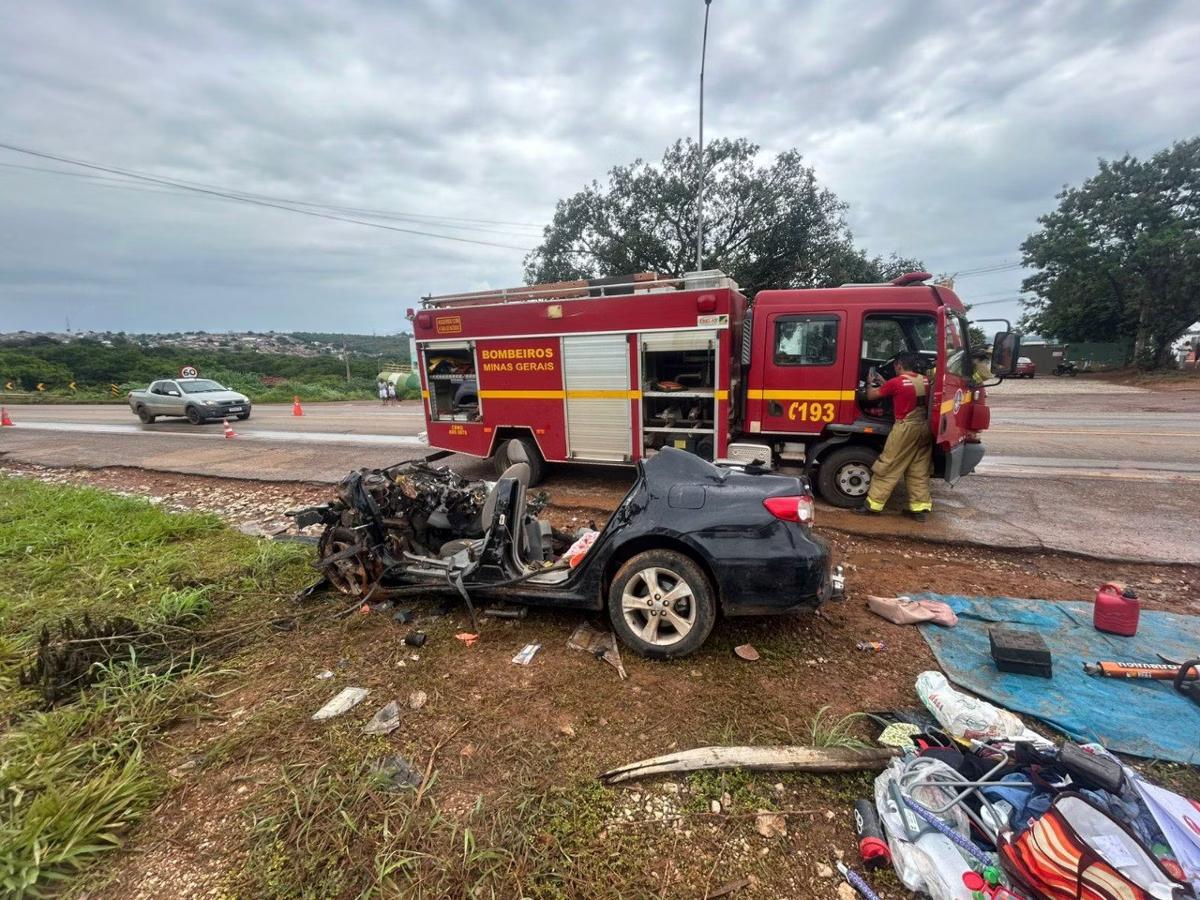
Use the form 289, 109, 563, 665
179, 379, 227, 394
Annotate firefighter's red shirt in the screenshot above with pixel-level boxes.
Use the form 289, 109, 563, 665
878, 374, 927, 420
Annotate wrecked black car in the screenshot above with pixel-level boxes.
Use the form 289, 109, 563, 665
290, 447, 831, 658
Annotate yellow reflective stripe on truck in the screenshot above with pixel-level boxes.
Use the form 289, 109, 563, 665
477, 389, 643, 400
938, 394, 974, 414
746, 389, 857, 401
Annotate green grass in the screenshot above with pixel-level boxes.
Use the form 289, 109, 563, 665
0, 476, 314, 897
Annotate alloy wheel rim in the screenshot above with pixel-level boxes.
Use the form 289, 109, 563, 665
621, 566, 696, 646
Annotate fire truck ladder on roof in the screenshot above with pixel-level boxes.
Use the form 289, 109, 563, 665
420, 271, 735, 309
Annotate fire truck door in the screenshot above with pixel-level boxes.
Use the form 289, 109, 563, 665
757, 311, 852, 435
933, 307, 974, 484
562, 334, 632, 462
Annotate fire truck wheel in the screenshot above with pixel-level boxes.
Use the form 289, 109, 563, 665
817, 445, 879, 509
494, 437, 546, 485
607, 550, 716, 659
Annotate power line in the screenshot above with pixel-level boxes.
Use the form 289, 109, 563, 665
0, 142, 540, 252
954, 261, 1023, 279
0, 156, 544, 232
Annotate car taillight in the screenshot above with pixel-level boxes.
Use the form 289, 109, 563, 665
764, 495, 814, 525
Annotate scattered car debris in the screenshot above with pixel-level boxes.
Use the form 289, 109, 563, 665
403, 632, 427, 647
392, 608, 414, 624
315, 669, 334, 680
408, 690, 428, 710
455, 632, 478, 647
567, 622, 628, 680
733, 643, 759, 661
600, 745, 900, 784
370, 753, 423, 790
484, 605, 527, 620
362, 700, 401, 735
511, 643, 542, 665
311, 686, 368, 721
830, 564, 846, 601
855, 641, 886, 652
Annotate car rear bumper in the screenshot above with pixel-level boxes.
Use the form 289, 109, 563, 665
719, 530, 831, 616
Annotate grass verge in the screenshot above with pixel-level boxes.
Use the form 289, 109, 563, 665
0, 476, 313, 896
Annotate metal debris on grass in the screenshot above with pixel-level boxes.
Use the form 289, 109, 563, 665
371, 753, 423, 790
567, 622, 628, 680
362, 700, 402, 735
734, 644, 759, 661
311, 686, 369, 721
512, 643, 542, 665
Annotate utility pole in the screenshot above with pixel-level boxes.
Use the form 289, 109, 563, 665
695, 0, 713, 272
342, 337, 351, 382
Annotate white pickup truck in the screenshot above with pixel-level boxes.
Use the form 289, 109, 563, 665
128, 378, 252, 424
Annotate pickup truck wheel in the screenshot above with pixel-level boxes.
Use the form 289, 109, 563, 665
494, 437, 546, 485
136, 406, 155, 424
607, 550, 715, 659
817, 445, 879, 509
185, 406, 205, 425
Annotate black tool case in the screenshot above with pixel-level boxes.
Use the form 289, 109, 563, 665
989, 626, 1052, 677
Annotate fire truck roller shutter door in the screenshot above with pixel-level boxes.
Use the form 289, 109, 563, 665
562, 334, 633, 461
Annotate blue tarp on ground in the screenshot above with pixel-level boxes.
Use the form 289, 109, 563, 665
916, 594, 1200, 763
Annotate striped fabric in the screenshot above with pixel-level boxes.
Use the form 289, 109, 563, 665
999, 793, 1185, 900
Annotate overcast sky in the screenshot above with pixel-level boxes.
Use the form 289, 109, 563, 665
1, 0, 1197, 335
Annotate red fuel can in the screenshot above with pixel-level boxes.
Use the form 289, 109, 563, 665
1094, 582, 1140, 637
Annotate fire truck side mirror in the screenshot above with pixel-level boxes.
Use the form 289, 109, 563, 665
990, 332, 1020, 377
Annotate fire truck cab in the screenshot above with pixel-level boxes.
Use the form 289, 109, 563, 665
410, 271, 1018, 507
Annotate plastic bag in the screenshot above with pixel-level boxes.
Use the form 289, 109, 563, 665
915, 671, 1048, 744
874, 758, 975, 899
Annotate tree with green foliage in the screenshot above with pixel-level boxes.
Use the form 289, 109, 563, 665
524, 138, 922, 296
1020, 137, 1200, 368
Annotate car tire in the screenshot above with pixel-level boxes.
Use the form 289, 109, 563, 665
607, 549, 716, 659
237, 411, 251, 420
136, 406, 155, 424
494, 436, 546, 485
185, 406, 205, 425
817, 444, 880, 509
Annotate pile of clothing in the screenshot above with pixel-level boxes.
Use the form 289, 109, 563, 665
863, 672, 1199, 899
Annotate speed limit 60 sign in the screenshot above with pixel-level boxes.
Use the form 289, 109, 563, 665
179, 365, 199, 379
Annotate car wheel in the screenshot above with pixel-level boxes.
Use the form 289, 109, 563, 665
607, 550, 716, 659
816, 444, 879, 509
237, 411, 251, 420
494, 436, 546, 485
317, 526, 383, 597
185, 406, 204, 425
136, 406, 155, 424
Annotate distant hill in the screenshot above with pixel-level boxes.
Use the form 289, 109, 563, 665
0, 332, 415, 401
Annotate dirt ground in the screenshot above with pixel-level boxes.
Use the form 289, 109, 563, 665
5, 461, 1198, 899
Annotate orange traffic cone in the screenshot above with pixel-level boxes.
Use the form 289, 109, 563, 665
1, 406, 13, 426
292, 395, 303, 416
222, 418, 237, 439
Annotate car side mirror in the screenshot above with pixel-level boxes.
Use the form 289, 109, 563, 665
990, 332, 1020, 378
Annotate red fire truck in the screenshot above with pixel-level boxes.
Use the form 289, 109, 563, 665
408, 271, 1019, 506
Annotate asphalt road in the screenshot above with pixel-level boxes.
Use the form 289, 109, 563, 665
3, 376, 1198, 563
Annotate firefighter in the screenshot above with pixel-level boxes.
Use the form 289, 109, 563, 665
855, 352, 933, 522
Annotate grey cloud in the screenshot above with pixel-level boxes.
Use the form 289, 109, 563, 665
1, 0, 1197, 332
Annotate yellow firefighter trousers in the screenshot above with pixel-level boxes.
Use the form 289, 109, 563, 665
865, 409, 933, 512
